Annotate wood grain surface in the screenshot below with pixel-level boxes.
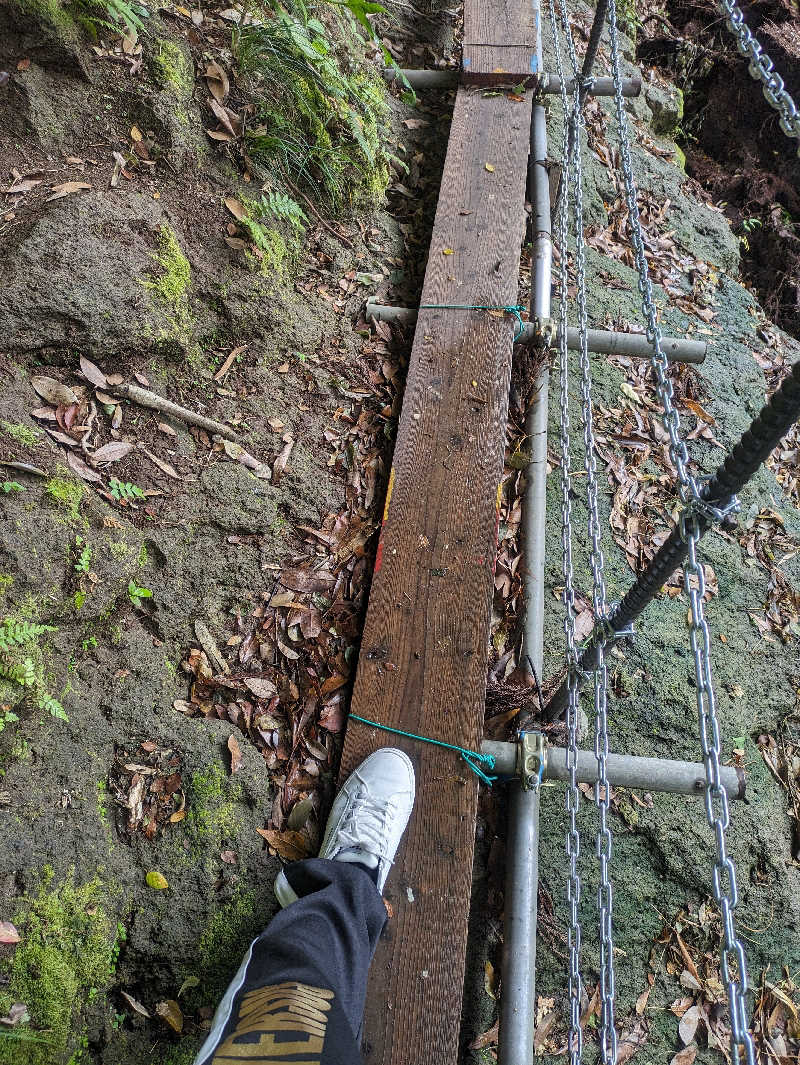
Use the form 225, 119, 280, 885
463, 0, 538, 83
340, 87, 534, 1065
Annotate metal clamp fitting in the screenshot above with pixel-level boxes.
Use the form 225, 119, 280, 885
533, 316, 556, 349
516, 731, 547, 790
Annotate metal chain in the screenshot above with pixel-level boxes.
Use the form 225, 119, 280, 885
605, 2, 755, 1061
549, 6, 583, 1060
719, 0, 800, 155
553, 4, 617, 1059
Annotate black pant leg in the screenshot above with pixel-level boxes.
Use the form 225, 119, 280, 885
194, 859, 387, 1065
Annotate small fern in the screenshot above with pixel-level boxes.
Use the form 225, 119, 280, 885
0, 657, 35, 687
262, 190, 307, 231
0, 620, 55, 653
110, 478, 146, 504
40, 695, 68, 722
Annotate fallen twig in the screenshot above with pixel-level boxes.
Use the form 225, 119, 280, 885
285, 179, 354, 248
111, 383, 239, 440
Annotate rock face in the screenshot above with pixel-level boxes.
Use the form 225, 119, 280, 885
1, 196, 165, 356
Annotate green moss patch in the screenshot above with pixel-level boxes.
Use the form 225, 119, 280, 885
197, 887, 263, 1003
2, 422, 41, 448
141, 225, 195, 352
0, 869, 117, 1065
151, 39, 193, 99
45, 477, 85, 522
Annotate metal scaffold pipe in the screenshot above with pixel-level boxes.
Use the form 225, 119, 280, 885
364, 299, 707, 364
497, 41, 550, 1065
545, 355, 800, 721
481, 741, 746, 799
382, 68, 642, 96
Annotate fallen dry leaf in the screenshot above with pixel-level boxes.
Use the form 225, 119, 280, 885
670, 1046, 698, 1065
91, 441, 134, 465
224, 196, 246, 221
155, 998, 183, 1033
228, 734, 242, 773
66, 451, 103, 483
120, 990, 151, 1018
0, 922, 20, 945
47, 181, 92, 201
272, 435, 294, 484
678, 1004, 701, 1046
256, 827, 311, 861
31, 375, 77, 406
79, 356, 107, 388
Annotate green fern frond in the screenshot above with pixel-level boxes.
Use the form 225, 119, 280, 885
262, 190, 307, 230
0, 620, 55, 653
40, 695, 68, 722
0, 656, 35, 687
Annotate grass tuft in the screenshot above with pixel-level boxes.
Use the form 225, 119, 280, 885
234, 0, 389, 212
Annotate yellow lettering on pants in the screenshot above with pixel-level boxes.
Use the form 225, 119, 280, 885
213, 1032, 324, 1059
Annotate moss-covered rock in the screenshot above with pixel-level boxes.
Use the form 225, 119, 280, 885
0, 868, 118, 1065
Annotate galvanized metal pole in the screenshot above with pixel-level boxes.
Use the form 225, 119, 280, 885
364, 300, 707, 364
498, 10, 550, 1062
382, 67, 642, 95
482, 741, 746, 799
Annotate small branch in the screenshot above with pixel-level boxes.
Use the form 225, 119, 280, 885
285, 179, 354, 248
111, 383, 239, 441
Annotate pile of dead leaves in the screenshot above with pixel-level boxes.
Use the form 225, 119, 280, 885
109, 742, 185, 839
174, 316, 403, 859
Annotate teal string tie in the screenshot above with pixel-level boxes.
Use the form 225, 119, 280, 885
349, 713, 497, 785
419, 303, 526, 341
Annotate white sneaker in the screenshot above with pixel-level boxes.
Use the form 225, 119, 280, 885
274, 748, 415, 907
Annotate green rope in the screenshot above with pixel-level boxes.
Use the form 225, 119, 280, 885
419, 303, 526, 341
349, 713, 497, 785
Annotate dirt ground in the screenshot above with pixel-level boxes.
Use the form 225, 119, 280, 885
1, 0, 800, 1063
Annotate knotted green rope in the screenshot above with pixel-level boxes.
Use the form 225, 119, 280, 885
419, 303, 526, 341
349, 713, 497, 785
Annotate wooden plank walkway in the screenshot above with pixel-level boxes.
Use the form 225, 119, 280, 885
462, 0, 539, 83
340, 85, 534, 1065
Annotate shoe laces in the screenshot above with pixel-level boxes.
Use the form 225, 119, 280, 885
336, 785, 399, 861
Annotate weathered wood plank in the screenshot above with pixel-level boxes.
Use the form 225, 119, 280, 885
340, 87, 533, 1065
462, 0, 538, 83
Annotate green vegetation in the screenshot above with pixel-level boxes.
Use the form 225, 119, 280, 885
140, 226, 194, 349
0, 576, 12, 599
0, 614, 67, 724
188, 764, 244, 845
2, 482, 25, 494
109, 478, 145, 505
73, 537, 92, 575
108, 540, 129, 560
152, 38, 193, 97
142, 226, 191, 308
11, 0, 142, 41
234, 0, 389, 211
127, 579, 152, 608
45, 477, 85, 522
0, 869, 117, 1065
2, 421, 40, 447
197, 887, 263, 1002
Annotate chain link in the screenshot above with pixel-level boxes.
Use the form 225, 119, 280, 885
605, 1, 755, 1060
719, 0, 800, 155
550, 6, 583, 1060
552, 3, 617, 1059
